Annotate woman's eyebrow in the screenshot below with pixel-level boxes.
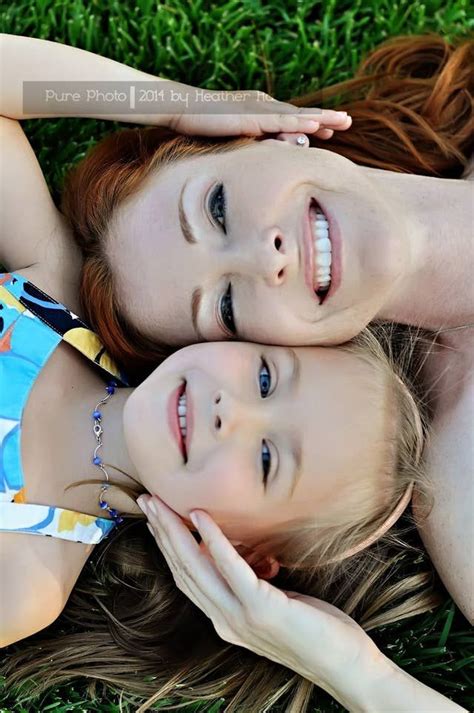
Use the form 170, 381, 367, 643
179, 180, 197, 244
191, 287, 205, 340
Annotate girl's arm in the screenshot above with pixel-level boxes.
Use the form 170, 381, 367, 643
0, 34, 352, 136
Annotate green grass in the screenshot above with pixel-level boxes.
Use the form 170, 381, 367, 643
1, 0, 473, 710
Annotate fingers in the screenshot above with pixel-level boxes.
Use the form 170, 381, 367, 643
266, 102, 352, 129
138, 495, 239, 617
315, 128, 334, 140
140, 495, 261, 608
188, 509, 261, 605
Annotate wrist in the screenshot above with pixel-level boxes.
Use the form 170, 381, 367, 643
349, 652, 467, 713
348, 652, 397, 713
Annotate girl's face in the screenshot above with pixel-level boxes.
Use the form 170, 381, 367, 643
123, 342, 389, 540
109, 140, 409, 348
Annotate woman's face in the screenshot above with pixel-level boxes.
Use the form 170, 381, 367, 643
109, 139, 409, 348
123, 342, 389, 540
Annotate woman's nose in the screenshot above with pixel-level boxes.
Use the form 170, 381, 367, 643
229, 228, 292, 286
260, 230, 291, 286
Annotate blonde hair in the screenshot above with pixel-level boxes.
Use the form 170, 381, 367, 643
7, 30, 468, 709
2, 325, 439, 712
236, 326, 429, 578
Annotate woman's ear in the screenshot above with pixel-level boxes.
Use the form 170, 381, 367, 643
259, 132, 310, 148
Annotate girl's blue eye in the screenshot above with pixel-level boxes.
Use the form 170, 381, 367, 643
209, 183, 226, 233
261, 440, 271, 486
259, 358, 271, 398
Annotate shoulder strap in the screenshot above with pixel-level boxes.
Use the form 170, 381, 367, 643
3, 273, 129, 386
0, 502, 116, 544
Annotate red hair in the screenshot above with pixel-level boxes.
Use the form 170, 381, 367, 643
61, 34, 474, 380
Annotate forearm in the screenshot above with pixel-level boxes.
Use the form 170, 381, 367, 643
315, 654, 467, 713
0, 34, 187, 123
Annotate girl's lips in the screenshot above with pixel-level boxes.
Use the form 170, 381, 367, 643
184, 382, 194, 459
167, 382, 186, 460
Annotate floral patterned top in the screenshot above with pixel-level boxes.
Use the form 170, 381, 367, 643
0, 272, 129, 544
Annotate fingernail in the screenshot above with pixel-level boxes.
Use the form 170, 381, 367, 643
146, 522, 155, 536
136, 495, 149, 513
190, 512, 200, 529
148, 499, 159, 517
336, 111, 347, 116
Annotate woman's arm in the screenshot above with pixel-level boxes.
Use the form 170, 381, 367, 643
343, 654, 466, 712
0, 34, 351, 136
0, 117, 81, 309
1, 33, 175, 123
139, 495, 467, 713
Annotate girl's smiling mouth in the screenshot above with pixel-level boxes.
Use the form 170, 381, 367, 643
168, 381, 188, 462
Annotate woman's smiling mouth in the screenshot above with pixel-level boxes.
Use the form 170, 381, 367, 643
303, 198, 341, 306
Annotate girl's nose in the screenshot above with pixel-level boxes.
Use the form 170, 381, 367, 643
212, 390, 261, 438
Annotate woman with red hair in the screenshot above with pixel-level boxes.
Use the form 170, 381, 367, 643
0, 32, 472, 711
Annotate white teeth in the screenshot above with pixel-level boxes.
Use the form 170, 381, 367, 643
314, 226, 329, 240
310, 203, 332, 292
178, 393, 187, 444
315, 251, 331, 268
315, 237, 331, 252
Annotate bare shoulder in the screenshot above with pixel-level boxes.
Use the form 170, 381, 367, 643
0, 531, 92, 646
0, 117, 82, 312
415, 332, 474, 624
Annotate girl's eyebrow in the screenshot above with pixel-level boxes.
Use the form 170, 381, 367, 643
284, 347, 301, 389
288, 438, 303, 500
179, 180, 197, 244
285, 348, 301, 499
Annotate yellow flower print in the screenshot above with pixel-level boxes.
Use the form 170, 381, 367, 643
58, 510, 96, 532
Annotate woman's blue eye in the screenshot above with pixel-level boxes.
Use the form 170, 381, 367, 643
219, 283, 236, 336
209, 183, 226, 233
259, 358, 271, 398
261, 440, 271, 486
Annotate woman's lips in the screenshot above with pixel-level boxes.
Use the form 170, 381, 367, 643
167, 382, 186, 459
303, 199, 318, 302
320, 199, 342, 301
302, 197, 342, 303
